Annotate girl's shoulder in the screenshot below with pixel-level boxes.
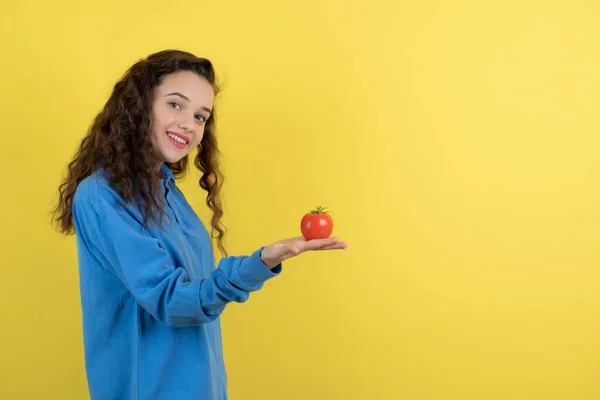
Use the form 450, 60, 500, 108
73, 169, 124, 210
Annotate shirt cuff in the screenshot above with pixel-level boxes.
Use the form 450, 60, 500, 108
238, 247, 282, 287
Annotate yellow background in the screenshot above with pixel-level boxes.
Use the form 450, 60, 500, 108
2, 0, 600, 398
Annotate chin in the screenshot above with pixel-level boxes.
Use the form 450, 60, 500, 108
164, 149, 192, 164
164, 154, 187, 164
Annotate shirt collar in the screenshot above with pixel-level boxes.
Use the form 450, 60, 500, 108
160, 163, 176, 185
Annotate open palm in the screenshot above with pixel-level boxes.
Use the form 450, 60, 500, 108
260, 236, 348, 268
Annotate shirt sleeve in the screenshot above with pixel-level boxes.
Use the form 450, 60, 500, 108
72, 190, 282, 328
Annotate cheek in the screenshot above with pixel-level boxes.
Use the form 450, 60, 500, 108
152, 115, 168, 131
192, 129, 205, 147
191, 137, 203, 149
150, 115, 164, 138
150, 125, 164, 147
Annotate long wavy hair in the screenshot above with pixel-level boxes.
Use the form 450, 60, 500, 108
52, 49, 227, 256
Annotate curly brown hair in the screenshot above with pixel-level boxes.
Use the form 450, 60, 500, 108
52, 49, 227, 256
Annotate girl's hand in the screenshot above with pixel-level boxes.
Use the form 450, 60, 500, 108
260, 236, 348, 269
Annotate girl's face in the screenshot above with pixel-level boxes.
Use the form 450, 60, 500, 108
150, 70, 215, 167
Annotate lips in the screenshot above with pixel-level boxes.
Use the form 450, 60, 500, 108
166, 131, 190, 148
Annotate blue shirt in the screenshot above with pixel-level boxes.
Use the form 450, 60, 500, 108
72, 164, 282, 399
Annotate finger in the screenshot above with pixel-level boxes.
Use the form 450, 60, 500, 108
288, 245, 301, 255
318, 242, 348, 251
278, 243, 301, 257
303, 237, 340, 250
275, 245, 302, 263
304, 242, 348, 251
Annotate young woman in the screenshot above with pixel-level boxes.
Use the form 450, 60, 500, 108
53, 49, 347, 399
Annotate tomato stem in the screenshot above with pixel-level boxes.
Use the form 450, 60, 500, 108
311, 205, 332, 214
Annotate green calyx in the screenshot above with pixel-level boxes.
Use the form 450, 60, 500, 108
311, 206, 330, 214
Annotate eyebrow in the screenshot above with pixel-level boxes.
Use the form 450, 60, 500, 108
164, 92, 212, 114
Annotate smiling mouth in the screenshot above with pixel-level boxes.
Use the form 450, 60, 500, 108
166, 131, 189, 148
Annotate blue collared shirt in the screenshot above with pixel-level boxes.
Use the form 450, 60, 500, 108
72, 164, 281, 399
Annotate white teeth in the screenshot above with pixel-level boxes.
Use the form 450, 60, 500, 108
167, 133, 187, 144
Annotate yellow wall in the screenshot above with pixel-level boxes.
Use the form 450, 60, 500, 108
2, 0, 600, 398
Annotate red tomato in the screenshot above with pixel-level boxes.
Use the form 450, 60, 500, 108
301, 206, 334, 240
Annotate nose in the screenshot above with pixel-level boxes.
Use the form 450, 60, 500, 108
177, 114, 195, 133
